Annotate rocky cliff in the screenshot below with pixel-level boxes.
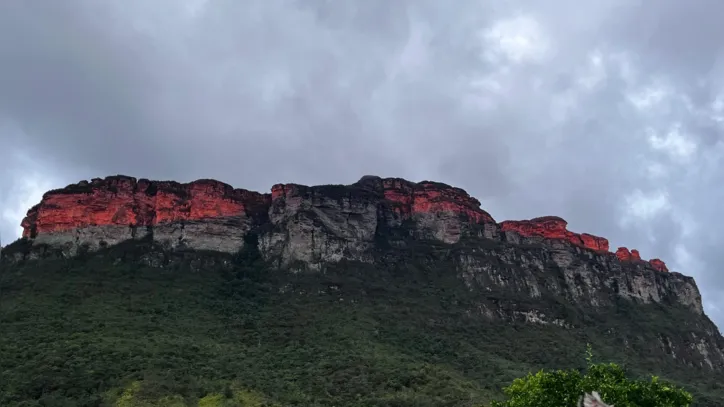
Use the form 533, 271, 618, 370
14, 175, 670, 272
19, 176, 270, 254
5, 174, 724, 371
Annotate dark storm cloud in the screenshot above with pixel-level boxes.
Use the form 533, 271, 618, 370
0, 0, 509, 187
1, 0, 724, 328
0, 2, 170, 170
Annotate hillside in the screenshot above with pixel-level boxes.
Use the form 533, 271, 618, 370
1, 174, 724, 406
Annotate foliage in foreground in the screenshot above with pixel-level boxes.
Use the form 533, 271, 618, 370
491, 345, 693, 407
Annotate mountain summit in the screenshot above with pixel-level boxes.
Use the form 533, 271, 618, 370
18, 175, 667, 271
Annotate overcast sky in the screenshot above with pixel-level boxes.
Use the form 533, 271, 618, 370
1, 0, 723, 329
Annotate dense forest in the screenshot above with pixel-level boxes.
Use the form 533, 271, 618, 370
1, 237, 723, 406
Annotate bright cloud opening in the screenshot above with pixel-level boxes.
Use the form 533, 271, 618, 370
482, 15, 550, 64
646, 125, 698, 161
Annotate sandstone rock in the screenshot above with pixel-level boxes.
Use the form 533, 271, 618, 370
615, 247, 642, 262
15, 175, 672, 275
650, 258, 669, 272
20, 175, 270, 254
380, 178, 494, 224
261, 182, 380, 270
259, 177, 498, 268
379, 178, 496, 243
498, 216, 609, 252
615, 247, 667, 271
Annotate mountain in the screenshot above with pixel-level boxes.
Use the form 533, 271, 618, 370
1, 174, 723, 406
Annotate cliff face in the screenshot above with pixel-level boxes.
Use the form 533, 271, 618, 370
500, 216, 610, 253
20, 176, 270, 253
259, 176, 499, 268
7, 174, 724, 371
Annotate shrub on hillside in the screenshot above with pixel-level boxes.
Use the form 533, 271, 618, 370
489, 345, 693, 407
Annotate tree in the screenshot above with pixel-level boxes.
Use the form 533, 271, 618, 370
489, 344, 693, 407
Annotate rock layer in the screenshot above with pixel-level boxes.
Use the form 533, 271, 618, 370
380, 178, 494, 224
650, 258, 670, 273
499, 216, 610, 252
615, 247, 669, 272
17, 175, 668, 274
21, 176, 270, 253
11, 175, 679, 310
616, 247, 642, 262
259, 177, 498, 269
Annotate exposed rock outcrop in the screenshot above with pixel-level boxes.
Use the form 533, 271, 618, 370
499, 216, 609, 252
616, 246, 668, 272
650, 258, 670, 273
10, 175, 676, 275
616, 247, 642, 262
20, 176, 270, 254
260, 177, 498, 269
5, 173, 687, 307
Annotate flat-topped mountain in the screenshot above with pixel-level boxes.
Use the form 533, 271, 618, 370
2, 174, 723, 406
17, 174, 668, 271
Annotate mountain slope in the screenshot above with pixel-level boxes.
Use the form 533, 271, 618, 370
1, 175, 724, 406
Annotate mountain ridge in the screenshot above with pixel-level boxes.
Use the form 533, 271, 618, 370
3, 174, 724, 405
14, 174, 669, 272
6, 173, 719, 364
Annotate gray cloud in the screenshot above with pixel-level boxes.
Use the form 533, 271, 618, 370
1, 0, 724, 330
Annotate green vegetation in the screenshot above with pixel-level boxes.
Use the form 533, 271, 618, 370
1, 237, 723, 406
491, 345, 693, 407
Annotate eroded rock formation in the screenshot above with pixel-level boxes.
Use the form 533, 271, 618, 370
499, 216, 610, 252
650, 258, 670, 273
21, 176, 270, 253
616, 247, 642, 262
380, 178, 494, 224
16, 175, 670, 273
615, 247, 668, 272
